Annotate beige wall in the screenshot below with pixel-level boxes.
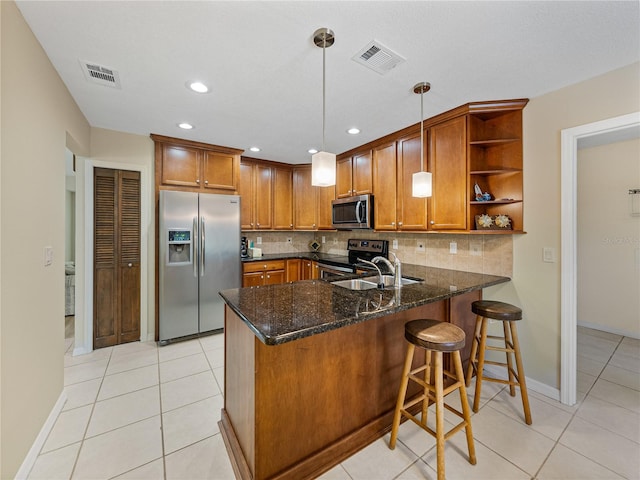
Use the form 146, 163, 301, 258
0, 2, 91, 477
484, 62, 640, 389
577, 138, 640, 336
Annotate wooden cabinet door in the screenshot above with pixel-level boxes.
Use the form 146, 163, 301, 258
293, 166, 317, 230
429, 116, 468, 230
286, 259, 301, 282
264, 270, 285, 285
273, 167, 293, 230
316, 185, 335, 230
243, 272, 264, 287
255, 165, 273, 229
336, 157, 353, 198
161, 144, 200, 187
372, 142, 398, 230
94, 168, 140, 349
202, 150, 238, 191
300, 260, 314, 280
397, 133, 428, 231
239, 162, 255, 230
352, 150, 373, 195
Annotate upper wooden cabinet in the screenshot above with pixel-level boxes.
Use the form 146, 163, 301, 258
293, 165, 335, 230
239, 159, 273, 230
428, 116, 468, 231
273, 167, 293, 230
151, 134, 242, 194
397, 132, 428, 231
372, 142, 398, 231
336, 150, 373, 198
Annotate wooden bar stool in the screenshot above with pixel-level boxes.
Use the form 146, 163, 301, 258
389, 319, 476, 480
465, 300, 532, 425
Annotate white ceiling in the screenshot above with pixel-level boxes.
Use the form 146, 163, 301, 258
16, 1, 640, 164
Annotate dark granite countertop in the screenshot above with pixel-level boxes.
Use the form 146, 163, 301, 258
220, 265, 509, 346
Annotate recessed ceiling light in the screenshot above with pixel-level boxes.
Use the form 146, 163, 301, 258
187, 81, 209, 93
178, 123, 194, 130
308, 148, 319, 154
347, 128, 360, 135
249, 147, 261, 152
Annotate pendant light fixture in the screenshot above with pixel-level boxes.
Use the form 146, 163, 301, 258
412, 82, 432, 197
311, 27, 336, 187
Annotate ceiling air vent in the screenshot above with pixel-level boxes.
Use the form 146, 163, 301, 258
352, 40, 406, 75
79, 60, 121, 89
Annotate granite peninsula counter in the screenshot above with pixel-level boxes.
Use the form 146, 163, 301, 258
219, 266, 509, 480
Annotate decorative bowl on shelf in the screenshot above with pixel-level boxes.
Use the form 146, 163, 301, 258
475, 214, 512, 230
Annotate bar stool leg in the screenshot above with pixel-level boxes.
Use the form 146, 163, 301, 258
510, 322, 532, 425
472, 317, 489, 412
421, 350, 432, 425
453, 350, 476, 465
434, 351, 445, 480
503, 321, 516, 396
465, 315, 483, 387
390, 343, 415, 448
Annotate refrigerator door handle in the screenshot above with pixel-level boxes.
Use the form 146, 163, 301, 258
200, 216, 205, 276
193, 216, 198, 278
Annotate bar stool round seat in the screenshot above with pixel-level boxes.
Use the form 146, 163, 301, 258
465, 300, 532, 425
390, 319, 476, 480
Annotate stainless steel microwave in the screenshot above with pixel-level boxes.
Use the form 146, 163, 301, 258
331, 194, 374, 229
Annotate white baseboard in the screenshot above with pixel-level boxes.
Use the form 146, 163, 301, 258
577, 320, 639, 340
483, 365, 560, 402
15, 390, 68, 480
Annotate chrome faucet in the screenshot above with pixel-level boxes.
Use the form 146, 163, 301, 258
372, 253, 402, 289
357, 258, 384, 288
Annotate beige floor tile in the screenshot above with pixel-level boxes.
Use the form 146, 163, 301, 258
341, 435, 419, 480
165, 434, 234, 480
87, 386, 160, 438
394, 459, 437, 480
97, 364, 159, 401
72, 416, 162, 480
578, 333, 620, 352
316, 463, 354, 480
466, 375, 506, 411
577, 370, 598, 395
560, 416, 640, 479
158, 339, 203, 363
159, 352, 209, 383
28, 442, 80, 480
111, 458, 164, 479
577, 354, 607, 376
106, 349, 158, 375
465, 404, 555, 475
577, 395, 640, 443
204, 347, 224, 369
589, 378, 640, 413
537, 443, 625, 479
600, 363, 640, 391
577, 327, 623, 343
110, 341, 157, 359
199, 332, 224, 351
621, 336, 640, 348
161, 370, 220, 413
162, 395, 223, 454
63, 378, 101, 411
394, 406, 457, 458
421, 433, 530, 480
488, 388, 572, 440
213, 366, 224, 393
616, 340, 640, 358
42, 405, 92, 454
610, 350, 640, 373
64, 360, 109, 386
64, 347, 112, 368
577, 341, 617, 364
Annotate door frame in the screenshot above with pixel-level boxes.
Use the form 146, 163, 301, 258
560, 111, 640, 405
75, 160, 150, 354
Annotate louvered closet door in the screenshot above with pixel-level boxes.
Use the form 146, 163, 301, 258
94, 168, 141, 348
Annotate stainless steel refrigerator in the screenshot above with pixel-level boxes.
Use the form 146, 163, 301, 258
159, 190, 240, 343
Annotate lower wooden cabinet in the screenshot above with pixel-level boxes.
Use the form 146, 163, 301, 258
286, 259, 301, 283
242, 260, 286, 287
300, 260, 318, 280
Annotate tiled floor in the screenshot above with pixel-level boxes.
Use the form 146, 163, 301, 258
28, 326, 639, 479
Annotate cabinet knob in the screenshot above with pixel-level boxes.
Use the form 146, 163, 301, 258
261, 275, 264, 279
263, 264, 267, 268
128, 263, 132, 267
257, 223, 260, 226
267, 274, 270, 279
204, 180, 209, 185
312, 224, 316, 228
398, 222, 403, 226
430, 220, 435, 225
290, 224, 293, 227
250, 222, 254, 226
391, 222, 395, 226
196, 179, 200, 184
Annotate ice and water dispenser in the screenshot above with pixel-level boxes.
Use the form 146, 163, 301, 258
166, 228, 192, 265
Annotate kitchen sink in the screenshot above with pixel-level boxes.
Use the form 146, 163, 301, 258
359, 275, 420, 287
331, 278, 378, 291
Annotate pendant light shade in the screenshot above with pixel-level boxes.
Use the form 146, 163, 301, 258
311, 28, 336, 187
412, 81, 432, 198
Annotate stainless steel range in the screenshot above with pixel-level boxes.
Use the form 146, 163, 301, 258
316, 239, 389, 280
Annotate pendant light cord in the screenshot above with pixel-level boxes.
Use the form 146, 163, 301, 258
322, 39, 326, 152
420, 88, 424, 172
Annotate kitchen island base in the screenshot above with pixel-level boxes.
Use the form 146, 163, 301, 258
219, 290, 479, 480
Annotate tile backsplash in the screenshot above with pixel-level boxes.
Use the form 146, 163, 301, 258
241, 231, 513, 278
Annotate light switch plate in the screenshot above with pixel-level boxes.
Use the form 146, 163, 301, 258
256, 236, 262, 245
44, 246, 53, 267
449, 242, 457, 254
543, 247, 556, 263
322, 236, 326, 244
416, 241, 425, 253
392, 239, 398, 250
